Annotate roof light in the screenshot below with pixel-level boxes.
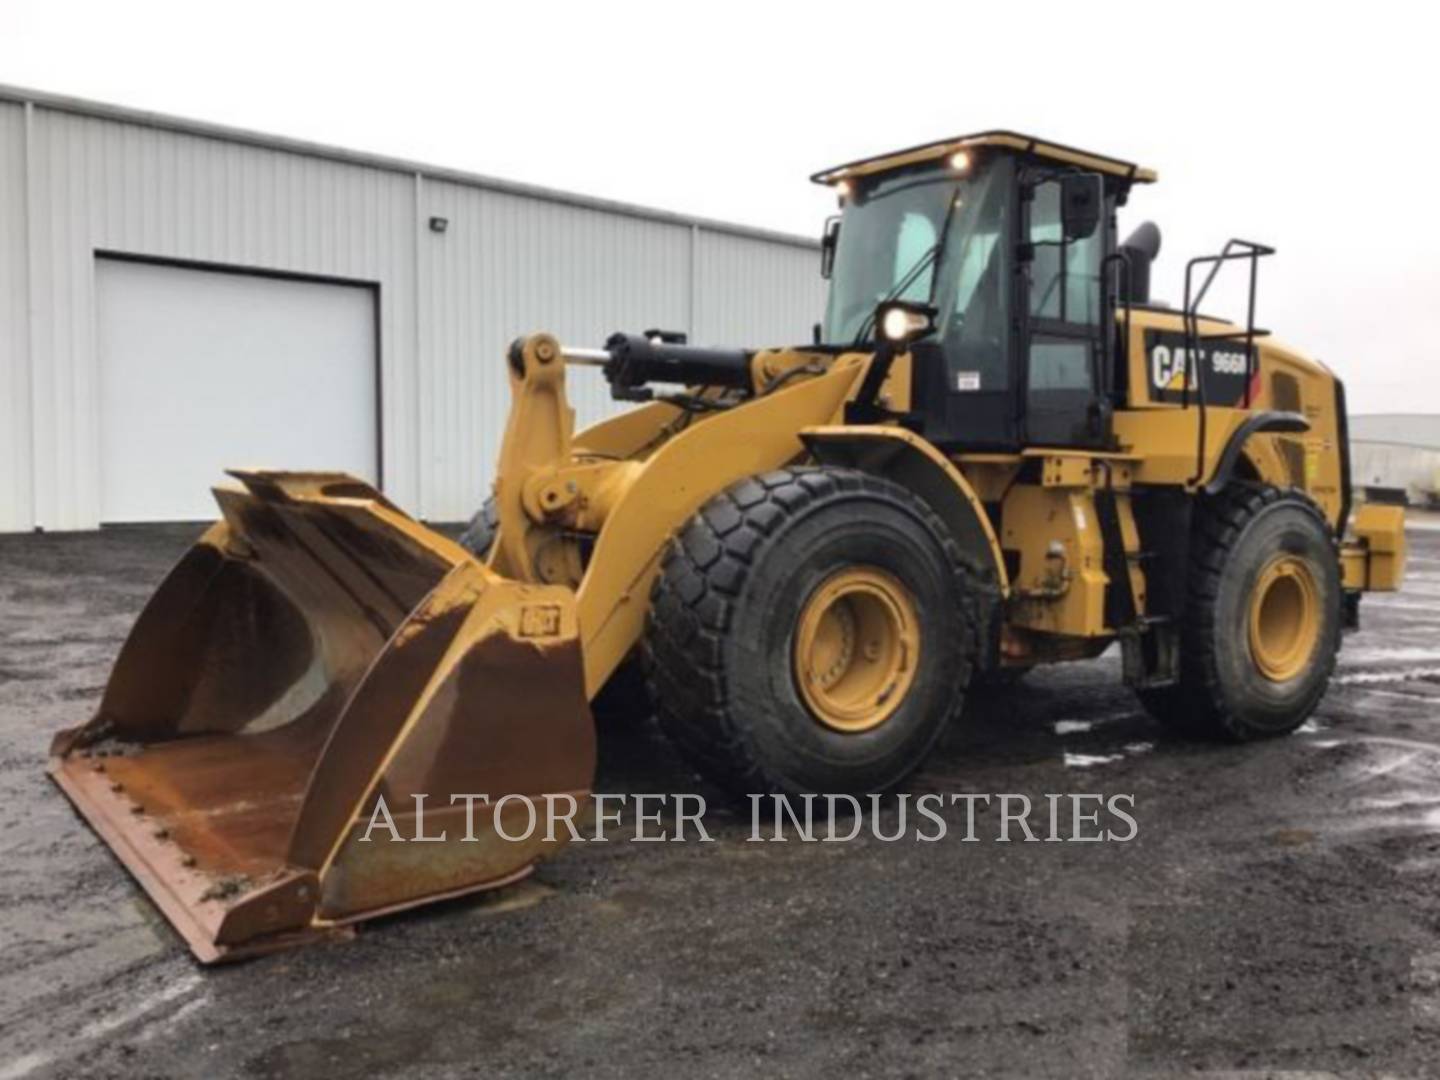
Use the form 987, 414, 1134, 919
948, 150, 972, 173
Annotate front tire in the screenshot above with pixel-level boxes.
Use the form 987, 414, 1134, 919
644, 467, 980, 797
1137, 485, 1341, 739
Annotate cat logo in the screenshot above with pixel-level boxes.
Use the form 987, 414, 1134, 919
1145, 331, 1252, 405
518, 604, 563, 638
1151, 343, 1191, 393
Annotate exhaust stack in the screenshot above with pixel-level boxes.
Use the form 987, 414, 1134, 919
1119, 221, 1162, 304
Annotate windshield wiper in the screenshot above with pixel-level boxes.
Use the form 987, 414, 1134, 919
850, 242, 940, 347
849, 187, 965, 348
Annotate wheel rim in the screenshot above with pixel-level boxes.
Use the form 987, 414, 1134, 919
1248, 554, 1321, 682
793, 567, 920, 733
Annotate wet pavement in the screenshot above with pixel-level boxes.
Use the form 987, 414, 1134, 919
3, 517, 1440, 1078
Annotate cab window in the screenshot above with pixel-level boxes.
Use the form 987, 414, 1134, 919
932, 160, 1011, 392
891, 211, 938, 303
1029, 181, 1102, 325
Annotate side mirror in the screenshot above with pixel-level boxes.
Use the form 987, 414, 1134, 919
1060, 173, 1103, 241
820, 216, 840, 279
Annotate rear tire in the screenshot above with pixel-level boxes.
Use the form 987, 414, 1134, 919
1137, 485, 1341, 739
644, 466, 980, 797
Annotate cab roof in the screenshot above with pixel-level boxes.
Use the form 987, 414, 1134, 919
810, 130, 1157, 187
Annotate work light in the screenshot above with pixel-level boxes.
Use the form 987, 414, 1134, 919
876, 300, 938, 345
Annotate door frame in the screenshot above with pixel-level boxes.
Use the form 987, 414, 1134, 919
1013, 170, 1116, 449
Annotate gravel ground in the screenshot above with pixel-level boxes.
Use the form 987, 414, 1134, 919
3, 517, 1440, 1078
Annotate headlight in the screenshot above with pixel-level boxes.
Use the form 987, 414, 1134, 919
875, 301, 938, 346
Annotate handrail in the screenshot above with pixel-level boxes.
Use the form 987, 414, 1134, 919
1181, 239, 1276, 485
1100, 250, 1134, 417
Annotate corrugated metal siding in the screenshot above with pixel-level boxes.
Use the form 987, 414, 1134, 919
23, 108, 419, 529
0, 103, 29, 531
695, 229, 826, 346
0, 89, 821, 530
418, 179, 693, 520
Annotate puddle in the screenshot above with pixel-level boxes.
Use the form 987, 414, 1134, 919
1054, 720, 1092, 735
1334, 667, 1440, 686
1361, 597, 1440, 613
1356, 687, 1440, 702
1358, 794, 1440, 812
78, 974, 203, 1041
0, 1053, 52, 1080
1339, 648, 1440, 665
465, 879, 555, 918
132, 994, 212, 1045
1063, 752, 1123, 768
0, 973, 205, 1080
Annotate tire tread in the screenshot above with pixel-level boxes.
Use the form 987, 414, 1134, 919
1140, 484, 1339, 739
644, 465, 985, 795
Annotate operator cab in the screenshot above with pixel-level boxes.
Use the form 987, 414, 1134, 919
813, 132, 1157, 452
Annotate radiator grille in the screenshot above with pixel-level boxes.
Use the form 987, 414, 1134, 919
1271, 371, 1303, 413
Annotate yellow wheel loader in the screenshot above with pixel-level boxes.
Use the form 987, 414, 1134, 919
49, 131, 1407, 961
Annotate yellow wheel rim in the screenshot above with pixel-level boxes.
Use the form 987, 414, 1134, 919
1248, 554, 1321, 682
793, 567, 920, 733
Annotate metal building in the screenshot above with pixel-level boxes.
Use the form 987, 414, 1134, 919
1349, 413, 1440, 507
0, 85, 825, 532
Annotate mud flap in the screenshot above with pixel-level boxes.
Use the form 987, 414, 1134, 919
48, 471, 595, 962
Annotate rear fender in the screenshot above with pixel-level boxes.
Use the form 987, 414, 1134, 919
1204, 410, 1310, 495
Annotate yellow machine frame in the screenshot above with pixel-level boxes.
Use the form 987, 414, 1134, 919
45, 130, 1408, 964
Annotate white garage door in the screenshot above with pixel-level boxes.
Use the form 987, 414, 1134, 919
97, 259, 378, 522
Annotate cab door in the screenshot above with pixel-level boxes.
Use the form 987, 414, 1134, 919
1021, 176, 1110, 448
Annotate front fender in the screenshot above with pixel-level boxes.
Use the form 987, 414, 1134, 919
573, 358, 869, 697
798, 426, 1009, 595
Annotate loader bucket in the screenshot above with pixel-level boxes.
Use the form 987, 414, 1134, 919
48, 471, 595, 962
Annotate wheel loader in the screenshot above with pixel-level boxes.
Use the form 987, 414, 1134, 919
49, 131, 1408, 961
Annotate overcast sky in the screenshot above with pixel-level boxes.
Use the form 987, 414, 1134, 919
3, 0, 1435, 413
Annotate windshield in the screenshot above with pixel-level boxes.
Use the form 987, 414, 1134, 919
822, 168, 951, 344
821, 159, 1011, 358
